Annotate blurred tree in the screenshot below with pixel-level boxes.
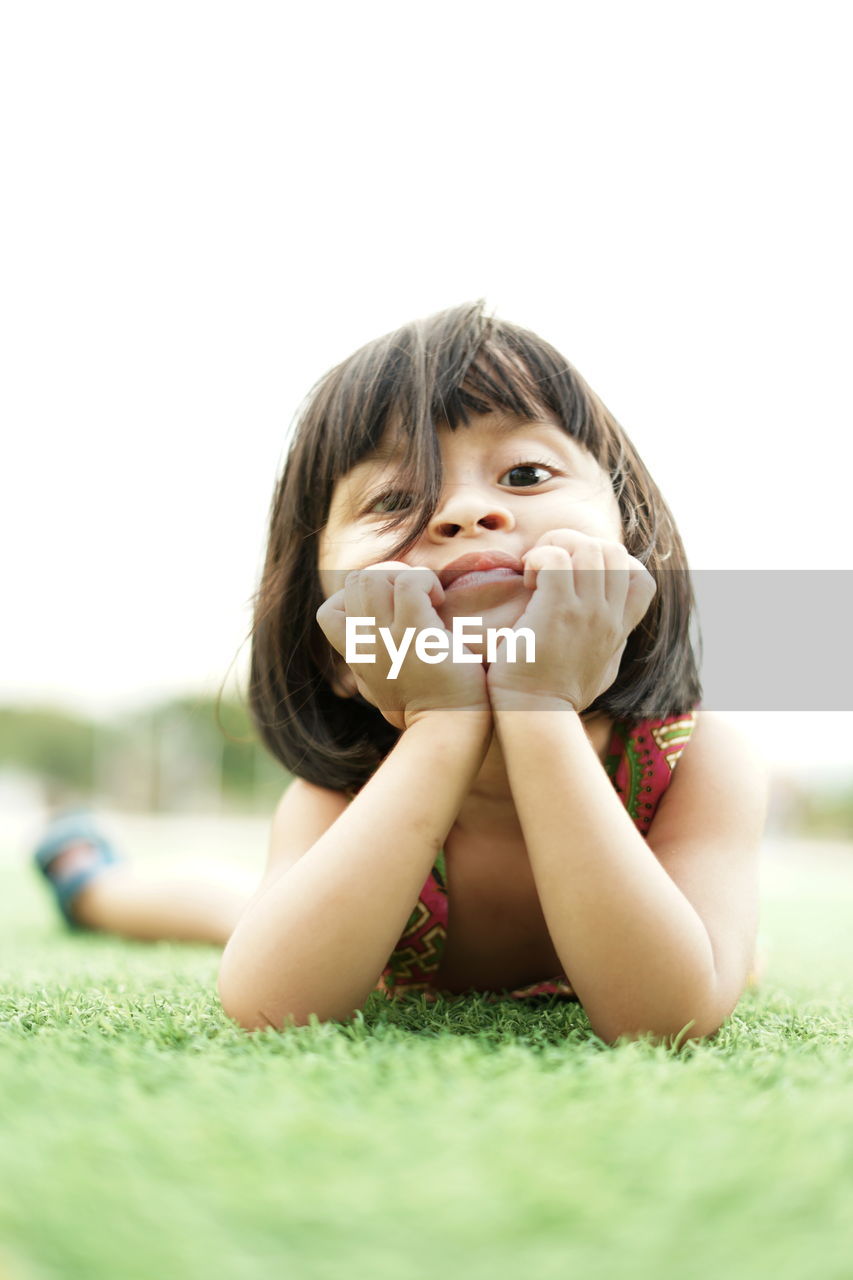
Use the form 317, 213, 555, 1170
0, 694, 290, 814
0, 707, 101, 796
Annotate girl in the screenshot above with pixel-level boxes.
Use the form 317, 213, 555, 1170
33, 302, 768, 1044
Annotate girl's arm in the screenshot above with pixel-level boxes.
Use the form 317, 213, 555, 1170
491, 702, 767, 1047
217, 709, 492, 1031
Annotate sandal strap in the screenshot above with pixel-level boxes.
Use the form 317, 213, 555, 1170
33, 811, 122, 928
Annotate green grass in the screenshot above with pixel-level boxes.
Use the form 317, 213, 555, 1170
1, 846, 852, 1280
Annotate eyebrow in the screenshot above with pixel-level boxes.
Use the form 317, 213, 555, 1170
358, 418, 567, 468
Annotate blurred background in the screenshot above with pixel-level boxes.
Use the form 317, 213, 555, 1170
1, 2, 851, 862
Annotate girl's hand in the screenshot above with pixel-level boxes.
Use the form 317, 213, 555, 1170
485, 529, 657, 712
316, 561, 492, 731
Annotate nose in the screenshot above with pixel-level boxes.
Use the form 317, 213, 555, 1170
427, 483, 516, 540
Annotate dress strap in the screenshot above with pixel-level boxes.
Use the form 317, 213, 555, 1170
605, 708, 698, 835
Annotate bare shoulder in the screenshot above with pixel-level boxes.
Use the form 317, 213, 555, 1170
251, 777, 351, 902
273, 776, 352, 824
649, 710, 770, 846
678, 710, 767, 793
270, 777, 351, 852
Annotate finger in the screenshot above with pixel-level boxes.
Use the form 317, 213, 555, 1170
533, 527, 601, 553
339, 563, 406, 625
315, 589, 348, 655
356, 567, 398, 628
563, 539, 606, 600
318, 585, 347, 622
344, 571, 370, 630
392, 564, 445, 609
355, 561, 445, 611
530, 529, 617, 599
625, 563, 657, 628
521, 545, 576, 598
393, 571, 448, 630
601, 543, 631, 614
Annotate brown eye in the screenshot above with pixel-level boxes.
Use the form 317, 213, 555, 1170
365, 489, 414, 515
498, 460, 557, 488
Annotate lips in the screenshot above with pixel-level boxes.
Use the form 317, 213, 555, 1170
437, 550, 524, 590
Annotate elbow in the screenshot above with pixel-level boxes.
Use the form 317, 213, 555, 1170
217, 978, 311, 1033
216, 952, 298, 1033
595, 1017, 723, 1050
216, 954, 347, 1033
216, 965, 271, 1032
590, 1000, 728, 1049
590, 971, 736, 1049
221, 1005, 278, 1034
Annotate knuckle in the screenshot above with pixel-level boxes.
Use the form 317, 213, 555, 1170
539, 545, 571, 565
395, 568, 429, 590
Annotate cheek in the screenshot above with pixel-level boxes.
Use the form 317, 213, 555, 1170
318, 540, 350, 598
608, 504, 625, 545
546, 493, 624, 544
319, 565, 349, 599
316, 541, 333, 599
595, 488, 624, 544
317, 523, 356, 597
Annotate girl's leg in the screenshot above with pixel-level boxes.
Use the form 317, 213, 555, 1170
72, 859, 255, 944
35, 825, 257, 946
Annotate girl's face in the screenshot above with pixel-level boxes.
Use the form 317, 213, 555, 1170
317, 410, 624, 670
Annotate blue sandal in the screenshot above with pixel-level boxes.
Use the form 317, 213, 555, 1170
32, 808, 124, 929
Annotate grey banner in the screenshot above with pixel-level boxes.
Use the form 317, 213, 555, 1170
328, 567, 853, 711
691, 570, 852, 711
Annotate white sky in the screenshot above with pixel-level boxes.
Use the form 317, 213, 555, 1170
1, 2, 851, 774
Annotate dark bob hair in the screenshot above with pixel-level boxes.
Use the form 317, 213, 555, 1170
246, 301, 702, 795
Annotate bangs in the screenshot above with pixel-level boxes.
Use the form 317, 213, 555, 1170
310, 303, 609, 562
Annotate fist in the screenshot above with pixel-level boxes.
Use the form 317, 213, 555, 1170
487, 528, 657, 711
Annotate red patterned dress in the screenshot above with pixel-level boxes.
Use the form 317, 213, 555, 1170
374, 708, 701, 1004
